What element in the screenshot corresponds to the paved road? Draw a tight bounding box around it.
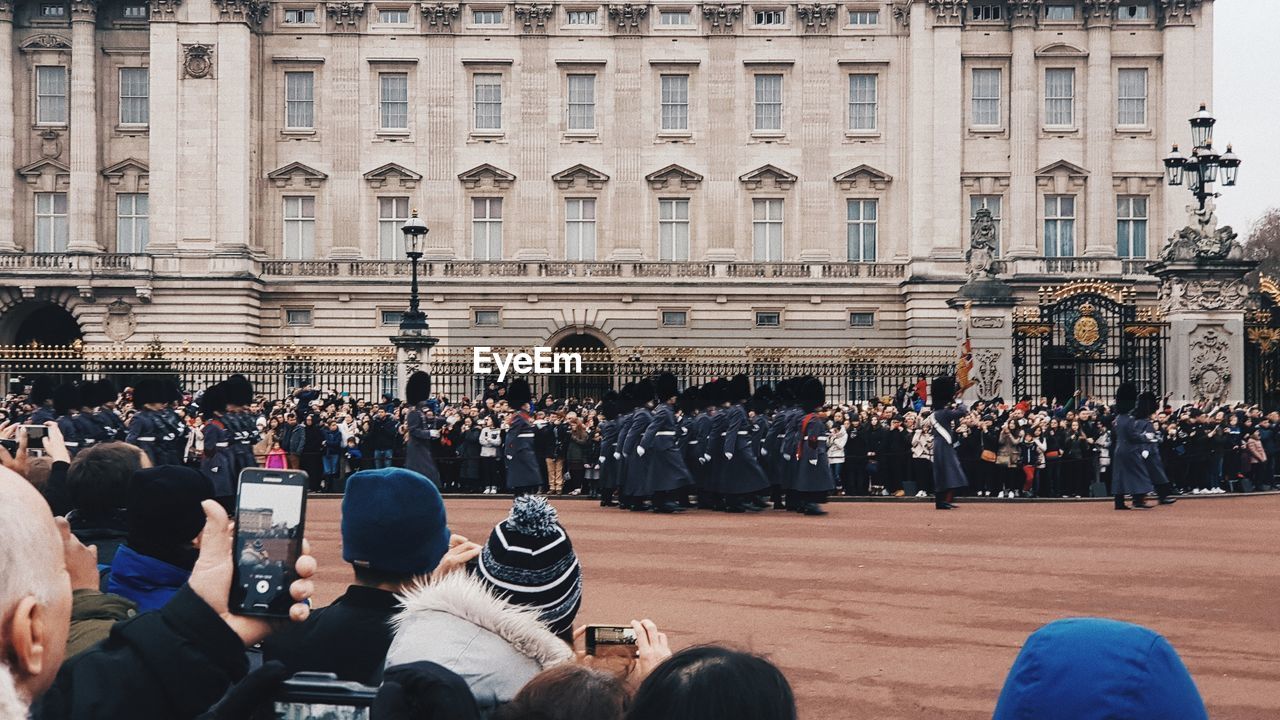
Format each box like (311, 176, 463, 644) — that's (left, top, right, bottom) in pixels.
(305, 496, 1280, 719)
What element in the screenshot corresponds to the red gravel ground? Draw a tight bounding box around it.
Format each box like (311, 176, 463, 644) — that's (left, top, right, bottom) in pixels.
(305, 496, 1280, 719)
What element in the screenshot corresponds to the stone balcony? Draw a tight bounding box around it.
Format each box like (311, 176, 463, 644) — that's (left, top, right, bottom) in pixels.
(256, 259, 912, 282)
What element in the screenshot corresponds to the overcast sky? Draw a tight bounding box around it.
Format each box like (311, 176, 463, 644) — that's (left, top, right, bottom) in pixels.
(1213, 0, 1279, 235)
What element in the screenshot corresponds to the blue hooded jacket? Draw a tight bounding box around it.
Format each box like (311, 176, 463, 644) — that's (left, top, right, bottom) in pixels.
(993, 618, 1209, 720)
(106, 544, 192, 613)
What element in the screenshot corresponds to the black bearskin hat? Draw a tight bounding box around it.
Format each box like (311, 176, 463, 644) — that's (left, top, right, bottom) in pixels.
(199, 383, 226, 419)
(53, 383, 80, 415)
(1114, 382, 1139, 415)
(774, 378, 795, 408)
(133, 377, 172, 406)
(506, 378, 533, 409)
(1134, 391, 1160, 419)
(678, 386, 701, 414)
(654, 372, 680, 403)
(634, 378, 656, 406)
(93, 378, 118, 406)
(222, 374, 254, 407)
(698, 380, 718, 408)
(798, 376, 825, 412)
(29, 375, 53, 405)
(931, 375, 959, 405)
(599, 390, 621, 420)
(728, 374, 751, 404)
(751, 384, 775, 414)
(405, 371, 432, 405)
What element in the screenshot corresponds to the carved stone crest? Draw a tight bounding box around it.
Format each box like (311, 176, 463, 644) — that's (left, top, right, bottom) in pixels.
(182, 43, 214, 79)
(970, 315, 1006, 329)
(104, 299, 137, 342)
(1189, 327, 1230, 406)
(607, 3, 648, 33)
(326, 0, 365, 26)
(419, 2, 459, 31)
(1159, 277, 1250, 314)
(796, 3, 838, 32)
(965, 208, 999, 282)
(513, 3, 553, 32)
(973, 349, 1003, 401)
(39, 129, 63, 159)
(1159, 204, 1244, 263)
(701, 3, 742, 34)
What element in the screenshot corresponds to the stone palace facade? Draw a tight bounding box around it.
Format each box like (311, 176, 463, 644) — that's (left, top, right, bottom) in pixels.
(0, 0, 1215, 355)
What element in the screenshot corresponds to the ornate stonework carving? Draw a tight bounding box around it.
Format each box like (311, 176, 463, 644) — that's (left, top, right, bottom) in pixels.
(974, 349, 1003, 401)
(1082, 0, 1116, 26)
(970, 316, 1006, 329)
(1009, 0, 1043, 28)
(148, 0, 182, 17)
(39, 129, 63, 159)
(1159, 277, 1251, 314)
(1159, 205, 1243, 263)
(1189, 327, 1230, 406)
(419, 2, 459, 31)
(104, 299, 137, 342)
(966, 207, 999, 282)
(325, 0, 365, 26)
(607, 3, 648, 34)
(645, 164, 703, 191)
(701, 3, 742, 34)
(796, 3, 838, 33)
(927, 0, 965, 26)
(19, 34, 72, 51)
(1159, 0, 1202, 26)
(182, 43, 214, 79)
(0, 0, 16, 21)
(513, 3, 553, 33)
(215, 0, 267, 24)
(69, 0, 98, 20)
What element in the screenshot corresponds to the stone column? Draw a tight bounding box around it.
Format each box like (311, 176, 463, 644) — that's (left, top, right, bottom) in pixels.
(1006, 2, 1038, 258)
(928, 1, 964, 259)
(214, 3, 254, 252)
(391, 330, 439, 401)
(0, 1, 16, 252)
(68, 0, 100, 253)
(701, 6, 738, 262)
(145, 3, 179, 252)
(328, 23, 361, 259)
(904, 1, 932, 262)
(1083, 2, 1114, 257)
(608, 38, 643, 261)
(1160, 5, 1200, 252)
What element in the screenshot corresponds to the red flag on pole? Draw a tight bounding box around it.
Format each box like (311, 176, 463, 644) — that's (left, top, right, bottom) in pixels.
(958, 302, 975, 392)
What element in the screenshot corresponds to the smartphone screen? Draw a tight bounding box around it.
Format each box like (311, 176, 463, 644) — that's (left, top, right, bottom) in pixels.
(231, 468, 308, 618)
(271, 702, 370, 720)
(586, 625, 637, 659)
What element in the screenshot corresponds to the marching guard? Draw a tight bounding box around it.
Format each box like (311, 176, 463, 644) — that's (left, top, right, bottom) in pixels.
(638, 373, 690, 514)
(88, 380, 127, 443)
(222, 374, 260, 477)
(127, 378, 187, 466)
(503, 379, 542, 496)
(404, 371, 442, 486)
(677, 385, 703, 508)
(200, 382, 238, 508)
(596, 390, 621, 507)
(619, 380, 655, 511)
(53, 383, 84, 456)
(721, 375, 770, 512)
(930, 375, 968, 510)
(791, 377, 834, 516)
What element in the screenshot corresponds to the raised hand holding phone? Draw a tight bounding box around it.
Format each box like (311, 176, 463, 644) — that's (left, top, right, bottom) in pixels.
(228, 468, 310, 620)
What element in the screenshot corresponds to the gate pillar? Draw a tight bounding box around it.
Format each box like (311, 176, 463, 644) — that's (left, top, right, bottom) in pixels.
(949, 207, 1019, 403)
(390, 327, 440, 400)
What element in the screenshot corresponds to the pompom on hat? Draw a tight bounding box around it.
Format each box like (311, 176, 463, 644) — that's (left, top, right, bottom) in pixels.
(478, 496, 582, 637)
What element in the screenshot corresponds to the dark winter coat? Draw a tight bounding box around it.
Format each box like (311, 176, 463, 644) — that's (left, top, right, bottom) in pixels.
(641, 403, 690, 494)
(931, 405, 970, 492)
(503, 413, 542, 490)
(1112, 414, 1157, 496)
(405, 405, 441, 483)
(262, 584, 400, 685)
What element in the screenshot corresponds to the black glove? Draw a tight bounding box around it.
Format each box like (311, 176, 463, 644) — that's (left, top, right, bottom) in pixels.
(198, 660, 290, 720)
(373, 662, 482, 720)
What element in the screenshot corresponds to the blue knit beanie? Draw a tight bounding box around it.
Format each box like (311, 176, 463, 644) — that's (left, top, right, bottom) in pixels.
(342, 468, 450, 576)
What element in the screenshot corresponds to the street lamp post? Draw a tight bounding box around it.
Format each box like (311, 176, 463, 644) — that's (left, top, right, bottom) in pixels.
(399, 209, 429, 332)
(1163, 103, 1243, 211)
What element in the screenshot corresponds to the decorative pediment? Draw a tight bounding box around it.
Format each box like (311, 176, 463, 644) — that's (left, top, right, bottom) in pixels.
(961, 172, 1011, 195)
(458, 163, 516, 190)
(739, 164, 797, 191)
(101, 158, 149, 179)
(364, 162, 422, 189)
(16, 158, 70, 186)
(645, 164, 704, 191)
(267, 162, 328, 188)
(1036, 159, 1089, 193)
(833, 164, 893, 191)
(552, 164, 609, 190)
(1112, 172, 1164, 195)
(20, 34, 71, 52)
(1035, 42, 1088, 58)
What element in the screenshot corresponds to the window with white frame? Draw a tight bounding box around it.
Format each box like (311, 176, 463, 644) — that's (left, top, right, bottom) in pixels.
(283, 196, 316, 259)
(969, 195, 1003, 256)
(284, 71, 314, 129)
(660, 74, 689, 131)
(849, 311, 875, 328)
(38, 4, 65, 17)
(566, 9, 597, 24)
(121, 5, 147, 18)
(472, 8, 502, 23)
(380, 73, 409, 130)
(1045, 3, 1075, 20)
(117, 193, 148, 253)
(1045, 68, 1075, 127)
(473, 73, 502, 130)
(1117, 68, 1147, 126)
(378, 7, 409, 23)
(659, 199, 690, 261)
(378, 196, 409, 259)
(34, 193, 68, 253)
(971, 68, 1001, 127)
(1044, 195, 1076, 257)
(35, 66, 67, 125)
(661, 310, 687, 327)
(659, 9, 691, 25)
(285, 308, 313, 326)
(754, 74, 782, 131)
(119, 67, 148, 125)
(283, 7, 315, 23)
(567, 74, 596, 131)
(1115, 3, 1151, 20)
(849, 9, 879, 25)
(1116, 196, 1148, 258)
(381, 310, 403, 326)
(848, 74, 877, 131)
(846, 199, 877, 262)
(565, 198, 597, 261)
(752, 198, 783, 261)
(754, 9, 785, 25)
(755, 311, 781, 327)
(473, 197, 503, 260)
(970, 1, 1002, 20)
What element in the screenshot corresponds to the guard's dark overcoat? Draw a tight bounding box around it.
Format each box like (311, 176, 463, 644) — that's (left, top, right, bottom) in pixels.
(503, 412, 542, 490)
(598, 417, 620, 490)
(722, 404, 770, 494)
(405, 405, 441, 484)
(931, 404, 970, 492)
(621, 408, 653, 497)
(1111, 413, 1156, 495)
(641, 403, 691, 494)
(794, 412, 836, 493)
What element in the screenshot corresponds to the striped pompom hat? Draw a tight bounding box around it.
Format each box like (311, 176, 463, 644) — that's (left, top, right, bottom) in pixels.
(478, 496, 582, 637)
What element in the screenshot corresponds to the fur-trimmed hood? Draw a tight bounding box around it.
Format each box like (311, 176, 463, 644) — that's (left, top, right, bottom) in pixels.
(386, 571, 574, 716)
(0, 663, 28, 720)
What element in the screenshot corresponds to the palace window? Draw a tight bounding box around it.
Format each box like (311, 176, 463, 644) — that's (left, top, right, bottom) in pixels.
(381, 310, 403, 326)
(1117, 68, 1147, 126)
(282, 7, 315, 24)
(35, 66, 68, 125)
(121, 4, 147, 18)
(1115, 3, 1151, 20)
(970, 2, 1002, 21)
(38, 4, 65, 17)
(34, 193, 68, 253)
(378, 196, 409, 259)
(283, 196, 316, 259)
(849, 9, 879, 25)
(754, 74, 782, 131)
(969, 196, 1003, 256)
(473, 197, 503, 260)
(971, 68, 1001, 127)
(378, 7, 409, 23)
(1045, 3, 1076, 21)
(752, 198, 783, 262)
(1116, 196, 1148, 258)
(659, 10, 691, 25)
(472, 9, 503, 23)
(754, 9, 786, 25)
(660, 74, 689, 131)
(1045, 68, 1075, 127)
(117, 193, 149, 253)
(565, 198, 597, 261)
(285, 309, 313, 326)
(848, 74, 877, 131)
(1044, 195, 1076, 257)
(379, 73, 409, 130)
(567, 74, 596, 131)
(661, 310, 688, 327)
(474, 310, 500, 326)
(659, 199, 690, 261)
(473, 73, 502, 130)
(846, 199, 877, 262)
(284, 71, 314, 129)
(566, 9, 597, 24)
(755, 311, 781, 327)
(119, 67, 149, 125)
(849, 312, 875, 328)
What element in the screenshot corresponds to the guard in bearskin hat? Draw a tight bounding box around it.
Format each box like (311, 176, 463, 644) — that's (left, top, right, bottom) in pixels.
(596, 390, 622, 507)
(87, 379, 127, 443)
(930, 375, 968, 509)
(790, 377, 834, 516)
(70, 380, 104, 449)
(503, 378, 542, 495)
(25, 376, 56, 424)
(404, 371, 442, 486)
(638, 373, 690, 513)
(199, 382, 238, 506)
(699, 378, 735, 511)
(52, 382, 84, 456)
(719, 374, 770, 512)
(128, 377, 187, 466)
(766, 379, 798, 509)
(1112, 388, 1170, 510)
(221, 374, 260, 481)
(676, 385, 703, 508)
(619, 379, 656, 510)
